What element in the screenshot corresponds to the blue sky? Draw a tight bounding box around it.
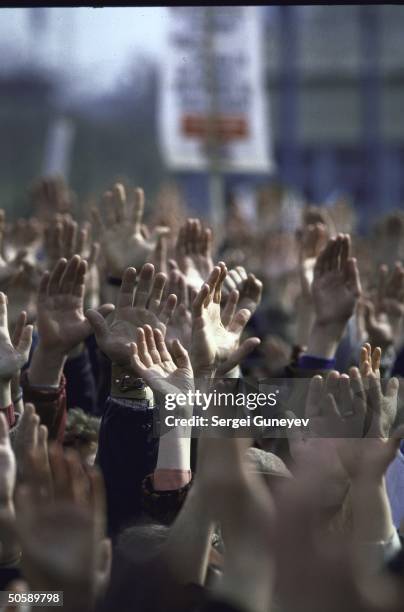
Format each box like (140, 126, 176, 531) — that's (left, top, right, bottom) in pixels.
(0, 7, 168, 94)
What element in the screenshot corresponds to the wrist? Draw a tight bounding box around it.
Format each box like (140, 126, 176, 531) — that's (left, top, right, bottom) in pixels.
(307, 320, 346, 359)
(28, 344, 66, 387)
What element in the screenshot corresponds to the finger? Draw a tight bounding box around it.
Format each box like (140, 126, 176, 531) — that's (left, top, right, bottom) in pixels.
(72, 259, 87, 299)
(214, 262, 227, 304)
(11, 310, 27, 347)
(64, 219, 78, 258)
(91, 207, 105, 236)
(153, 328, 171, 362)
(48, 258, 67, 296)
(113, 183, 127, 223)
(134, 263, 155, 308)
(371, 346, 382, 373)
(16, 324, 33, 359)
(133, 188, 145, 234)
(339, 374, 353, 416)
(158, 293, 177, 325)
(85, 309, 109, 340)
(339, 234, 350, 268)
(221, 290, 239, 327)
(386, 376, 399, 401)
(325, 370, 340, 399)
(147, 272, 167, 314)
(88, 242, 100, 267)
(143, 324, 161, 364)
(0, 292, 8, 330)
(117, 267, 137, 309)
(344, 258, 362, 297)
(323, 393, 341, 421)
(96, 303, 115, 318)
(377, 264, 388, 305)
(218, 337, 261, 375)
(348, 366, 366, 405)
(136, 327, 153, 367)
(228, 307, 251, 336)
(129, 342, 148, 377)
(305, 375, 323, 418)
(153, 234, 168, 273)
(192, 283, 209, 318)
(76, 227, 87, 257)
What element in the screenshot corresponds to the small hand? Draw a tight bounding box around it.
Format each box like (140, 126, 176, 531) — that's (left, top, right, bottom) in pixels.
(92, 184, 169, 277)
(172, 218, 213, 292)
(190, 263, 260, 375)
(130, 325, 194, 398)
(311, 234, 361, 328)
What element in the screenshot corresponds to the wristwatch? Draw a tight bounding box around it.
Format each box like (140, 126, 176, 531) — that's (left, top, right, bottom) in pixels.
(111, 364, 152, 400)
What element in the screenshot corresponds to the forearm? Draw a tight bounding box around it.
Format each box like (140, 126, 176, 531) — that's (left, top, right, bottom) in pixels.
(214, 477, 274, 612)
(161, 482, 214, 586)
(351, 477, 395, 543)
(295, 295, 314, 347)
(28, 344, 66, 387)
(0, 503, 20, 565)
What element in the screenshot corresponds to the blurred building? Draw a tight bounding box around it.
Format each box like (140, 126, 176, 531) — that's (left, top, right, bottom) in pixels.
(265, 5, 404, 228)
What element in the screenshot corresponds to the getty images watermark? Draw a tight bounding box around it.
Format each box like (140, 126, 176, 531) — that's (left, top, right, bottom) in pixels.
(153, 380, 312, 437)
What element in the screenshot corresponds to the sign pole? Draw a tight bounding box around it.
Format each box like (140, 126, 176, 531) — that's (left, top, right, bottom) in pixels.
(204, 7, 226, 232)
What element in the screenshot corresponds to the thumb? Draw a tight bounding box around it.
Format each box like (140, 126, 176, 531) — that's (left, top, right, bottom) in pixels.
(85, 309, 109, 340)
(95, 303, 115, 318)
(171, 339, 192, 371)
(150, 226, 170, 242)
(168, 259, 179, 272)
(217, 337, 261, 375)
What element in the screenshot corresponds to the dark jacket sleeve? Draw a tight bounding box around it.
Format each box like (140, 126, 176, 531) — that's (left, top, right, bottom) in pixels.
(96, 396, 158, 536)
(63, 346, 97, 414)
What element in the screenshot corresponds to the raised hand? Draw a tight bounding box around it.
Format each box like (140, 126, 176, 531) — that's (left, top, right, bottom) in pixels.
(297, 222, 328, 300)
(377, 261, 404, 318)
(312, 234, 361, 327)
(86, 264, 176, 366)
(130, 325, 193, 399)
(307, 234, 361, 358)
(222, 265, 263, 315)
(172, 218, 213, 291)
(30, 176, 74, 219)
(92, 184, 169, 277)
(363, 262, 404, 349)
(0, 293, 32, 383)
(15, 446, 106, 611)
(0, 210, 28, 290)
(35, 256, 113, 355)
(165, 270, 192, 349)
(190, 264, 260, 376)
(288, 369, 367, 507)
(44, 216, 100, 271)
(5, 216, 42, 264)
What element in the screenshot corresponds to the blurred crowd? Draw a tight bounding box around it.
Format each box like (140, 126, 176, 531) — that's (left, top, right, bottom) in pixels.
(0, 174, 403, 611)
